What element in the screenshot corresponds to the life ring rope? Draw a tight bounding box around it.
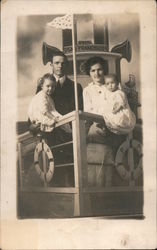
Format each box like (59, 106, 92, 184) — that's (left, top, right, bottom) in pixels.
(34, 141, 54, 183)
(115, 138, 143, 181)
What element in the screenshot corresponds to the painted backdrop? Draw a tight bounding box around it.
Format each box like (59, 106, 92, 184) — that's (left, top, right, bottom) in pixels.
(17, 13, 140, 121)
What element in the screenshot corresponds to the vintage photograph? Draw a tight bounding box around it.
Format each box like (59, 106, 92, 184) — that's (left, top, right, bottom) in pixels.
(1, 0, 156, 249)
(17, 13, 143, 218)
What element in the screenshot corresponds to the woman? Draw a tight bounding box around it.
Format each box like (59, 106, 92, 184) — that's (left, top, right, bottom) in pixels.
(83, 56, 110, 143)
(83, 56, 114, 187)
(83, 56, 107, 114)
(83, 56, 132, 142)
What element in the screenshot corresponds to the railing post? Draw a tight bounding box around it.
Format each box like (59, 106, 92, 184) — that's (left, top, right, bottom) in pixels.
(128, 132, 136, 187)
(17, 142, 24, 190)
(72, 111, 87, 216)
(41, 138, 48, 187)
(17, 142, 24, 217)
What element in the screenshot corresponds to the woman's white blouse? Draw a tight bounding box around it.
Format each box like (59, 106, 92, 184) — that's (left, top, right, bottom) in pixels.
(83, 82, 106, 115)
(83, 82, 136, 134)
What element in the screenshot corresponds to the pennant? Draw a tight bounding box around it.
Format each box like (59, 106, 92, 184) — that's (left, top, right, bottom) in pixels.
(47, 14, 72, 29)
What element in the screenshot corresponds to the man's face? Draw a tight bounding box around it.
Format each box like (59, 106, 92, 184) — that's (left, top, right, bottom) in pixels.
(51, 55, 67, 77)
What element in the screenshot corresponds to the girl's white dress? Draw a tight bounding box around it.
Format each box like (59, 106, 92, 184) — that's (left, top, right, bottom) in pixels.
(102, 88, 136, 134)
(28, 91, 62, 132)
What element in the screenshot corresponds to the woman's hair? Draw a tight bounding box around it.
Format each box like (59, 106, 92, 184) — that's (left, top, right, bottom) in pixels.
(104, 74, 118, 84)
(84, 56, 107, 75)
(36, 73, 56, 94)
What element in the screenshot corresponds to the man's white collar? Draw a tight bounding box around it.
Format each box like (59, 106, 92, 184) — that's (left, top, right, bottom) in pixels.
(54, 74, 66, 86)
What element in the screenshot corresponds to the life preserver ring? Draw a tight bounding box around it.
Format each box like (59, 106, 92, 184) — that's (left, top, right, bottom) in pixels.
(34, 141, 54, 183)
(115, 139, 143, 181)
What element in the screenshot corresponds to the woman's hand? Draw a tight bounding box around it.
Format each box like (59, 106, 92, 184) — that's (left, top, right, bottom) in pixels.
(96, 122, 109, 136)
(112, 103, 123, 114)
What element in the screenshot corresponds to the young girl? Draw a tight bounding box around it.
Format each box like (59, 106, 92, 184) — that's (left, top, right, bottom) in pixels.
(102, 74, 136, 134)
(28, 73, 71, 133)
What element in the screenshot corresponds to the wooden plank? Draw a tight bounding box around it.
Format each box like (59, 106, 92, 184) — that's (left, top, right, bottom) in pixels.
(18, 113, 76, 156)
(105, 163, 113, 187)
(23, 150, 34, 157)
(72, 113, 88, 216)
(55, 163, 74, 168)
(72, 112, 85, 216)
(17, 142, 24, 189)
(79, 119, 88, 186)
(86, 162, 102, 166)
(83, 186, 143, 193)
(18, 131, 31, 141)
(22, 141, 37, 155)
(128, 133, 136, 186)
(50, 140, 73, 150)
(21, 187, 77, 193)
(21, 136, 38, 146)
(79, 111, 104, 123)
(79, 120, 92, 215)
(79, 112, 140, 132)
(17, 111, 75, 143)
(72, 118, 80, 216)
(72, 119, 79, 189)
(55, 111, 76, 128)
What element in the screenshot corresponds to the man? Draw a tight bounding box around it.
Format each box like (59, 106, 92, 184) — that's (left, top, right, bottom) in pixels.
(29, 43, 83, 186)
(47, 49, 83, 145)
(31, 43, 83, 143)
(49, 50, 83, 115)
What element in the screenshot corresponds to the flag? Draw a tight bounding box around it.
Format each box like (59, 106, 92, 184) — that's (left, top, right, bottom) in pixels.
(47, 14, 72, 29)
(46, 14, 79, 111)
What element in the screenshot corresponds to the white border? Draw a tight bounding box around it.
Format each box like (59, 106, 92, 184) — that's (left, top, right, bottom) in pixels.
(1, 0, 156, 249)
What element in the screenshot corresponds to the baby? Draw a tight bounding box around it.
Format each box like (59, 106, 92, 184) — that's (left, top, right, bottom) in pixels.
(28, 73, 71, 133)
(102, 74, 136, 134)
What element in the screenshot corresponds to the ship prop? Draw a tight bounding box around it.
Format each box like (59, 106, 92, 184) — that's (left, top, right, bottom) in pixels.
(111, 39, 132, 62)
(17, 16, 143, 218)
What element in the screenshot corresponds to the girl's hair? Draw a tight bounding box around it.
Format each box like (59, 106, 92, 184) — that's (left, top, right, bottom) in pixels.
(84, 56, 107, 75)
(36, 73, 56, 94)
(105, 74, 118, 84)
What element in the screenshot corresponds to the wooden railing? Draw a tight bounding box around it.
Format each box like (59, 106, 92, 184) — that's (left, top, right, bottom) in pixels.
(17, 111, 143, 217)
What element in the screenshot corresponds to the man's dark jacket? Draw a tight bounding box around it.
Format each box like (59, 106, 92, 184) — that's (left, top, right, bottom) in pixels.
(52, 77, 83, 115)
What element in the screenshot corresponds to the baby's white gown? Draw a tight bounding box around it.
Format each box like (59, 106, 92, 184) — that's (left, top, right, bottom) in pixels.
(102, 89, 136, 134)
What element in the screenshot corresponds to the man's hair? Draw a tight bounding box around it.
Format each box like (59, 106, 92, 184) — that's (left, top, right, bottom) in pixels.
(104, 74, 118, 84)
(84, 56, 107, 75)
(51, 51, 68, 65)
(36, 73, 56, 93)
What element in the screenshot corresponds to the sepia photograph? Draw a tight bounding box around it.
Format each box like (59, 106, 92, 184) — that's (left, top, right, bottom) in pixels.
(1, 0, 156, 249)
(17, 13, 143, 219)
